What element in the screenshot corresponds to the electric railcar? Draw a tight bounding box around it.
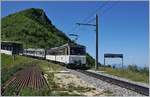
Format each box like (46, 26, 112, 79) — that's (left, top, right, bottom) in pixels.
(46, 43, 86, 68)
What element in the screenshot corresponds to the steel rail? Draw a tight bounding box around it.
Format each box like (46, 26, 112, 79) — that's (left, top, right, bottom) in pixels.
(78, 70, 149, 96)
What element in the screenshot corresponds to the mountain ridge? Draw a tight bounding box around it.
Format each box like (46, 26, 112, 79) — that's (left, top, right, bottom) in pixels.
(2, 8, 69, 48)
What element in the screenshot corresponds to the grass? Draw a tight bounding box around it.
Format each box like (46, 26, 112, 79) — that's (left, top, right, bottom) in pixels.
(1, 54, 34, 84)
(102, 90, 114, 96)
(37, 61, 84, 96)
(1, 54, 98, 96)
(19, 87, 52, 96)
(37, 59, 62, 72)
(2, 85, 17, 96)
(1, 54, 63, 96)
(97, 67, 149, 83)
(1, 54, 85, 96)
(48, 82, 94, 96)
(51, 91, 81, 96)
(1, 54, 62, 84)
(67, 82, 95, 92)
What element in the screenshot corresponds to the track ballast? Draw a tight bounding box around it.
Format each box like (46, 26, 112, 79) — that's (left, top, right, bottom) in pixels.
(77, 70, 149, 96)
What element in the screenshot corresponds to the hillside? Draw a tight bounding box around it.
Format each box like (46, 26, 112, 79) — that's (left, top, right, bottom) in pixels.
(2, 8, 70, 48)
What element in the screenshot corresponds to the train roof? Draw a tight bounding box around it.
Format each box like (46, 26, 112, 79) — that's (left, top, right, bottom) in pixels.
(24, 48, 45, 51)
(1, 41, 22, 45)
(48, 42, 85, 50)
(1, 41, 23, 47)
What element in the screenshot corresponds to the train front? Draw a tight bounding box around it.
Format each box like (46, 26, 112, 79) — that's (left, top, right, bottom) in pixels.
(67, 43, 86, 68)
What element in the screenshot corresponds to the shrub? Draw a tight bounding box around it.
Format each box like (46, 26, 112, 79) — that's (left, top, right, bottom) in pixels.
(127, 64, 139, 72)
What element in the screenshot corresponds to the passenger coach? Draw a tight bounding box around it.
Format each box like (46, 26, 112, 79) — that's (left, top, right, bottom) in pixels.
(23, 48, 45, 59)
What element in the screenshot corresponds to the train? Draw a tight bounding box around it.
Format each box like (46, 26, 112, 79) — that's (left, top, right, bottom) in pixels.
(1, 41, 86, 69)
(46, 43, 86, 68)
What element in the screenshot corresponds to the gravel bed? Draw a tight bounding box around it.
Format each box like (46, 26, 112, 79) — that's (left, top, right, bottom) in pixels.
(67, 69, 144, 96)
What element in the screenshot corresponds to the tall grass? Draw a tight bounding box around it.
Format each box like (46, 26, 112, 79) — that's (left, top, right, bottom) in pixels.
(1, 54, 34, 84)
(98, 66, 149, 83)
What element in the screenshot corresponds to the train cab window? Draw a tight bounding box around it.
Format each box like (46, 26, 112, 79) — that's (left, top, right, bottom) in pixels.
(70, 47, 85, 55)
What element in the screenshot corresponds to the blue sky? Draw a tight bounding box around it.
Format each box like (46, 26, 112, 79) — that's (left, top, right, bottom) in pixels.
(1, 1, 149, 67)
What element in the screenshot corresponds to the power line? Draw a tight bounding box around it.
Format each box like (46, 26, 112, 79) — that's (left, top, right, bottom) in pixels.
(77, 1, 119, 33)
(86, 17, 96, 24)
(77, 28, 95, 31)
(83, 1, 119, 24)
(82, 1, 109, 23)
(68, 1, 119, 35)
(67, 24, 78, 35)
(100, 1, 120, 16)
(67, 2, 109, 34)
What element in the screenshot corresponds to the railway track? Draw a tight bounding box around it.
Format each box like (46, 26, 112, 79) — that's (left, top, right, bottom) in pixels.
(1, 64, 48, 96)
(77, 70, 149, 96)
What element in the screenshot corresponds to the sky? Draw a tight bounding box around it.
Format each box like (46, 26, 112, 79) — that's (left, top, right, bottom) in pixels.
(1, 1, 149, 67)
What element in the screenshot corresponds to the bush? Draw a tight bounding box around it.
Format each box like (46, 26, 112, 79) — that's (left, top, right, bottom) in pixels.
(112, 65, 116, 69)
(127, 64, 139, 72)
(86, 53, 95, 68)
(107, 65, 111, 68)
(139, 67, 149, 76)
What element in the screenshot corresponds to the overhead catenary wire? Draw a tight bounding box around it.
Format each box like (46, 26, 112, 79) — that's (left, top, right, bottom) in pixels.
(79, 1, 119, 30)
(100, 1, 120, 15)
(82, 1, 109, 23)
(86, 17, 96, 24)
(67, 2, 109, 34)
(85, 1, 120, 24)
(68, 1, 119, 36)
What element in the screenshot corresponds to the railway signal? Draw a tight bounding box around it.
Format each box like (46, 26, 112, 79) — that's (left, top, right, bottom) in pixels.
(76, 14, 99, 70)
